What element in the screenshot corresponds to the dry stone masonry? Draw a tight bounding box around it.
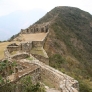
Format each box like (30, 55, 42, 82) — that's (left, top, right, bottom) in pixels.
(21, 22, 49, 34)
(18, 59, 79, 92)
(2, 22, 79, 92)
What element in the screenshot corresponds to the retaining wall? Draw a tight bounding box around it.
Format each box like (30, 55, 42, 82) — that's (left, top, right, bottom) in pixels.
(15, 66, 41, 84)
(32, 41, 43, 47)
(26, 59, 79, 92)
(21, 22, 49, 34)
(11, 53, 29, 60)
(7, 46, 20, 53)
(32, 54, 49, 65)
(21, 42, 32, 52)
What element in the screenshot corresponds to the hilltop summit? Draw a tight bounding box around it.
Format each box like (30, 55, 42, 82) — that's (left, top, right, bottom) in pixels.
(35, 6, 92, 92)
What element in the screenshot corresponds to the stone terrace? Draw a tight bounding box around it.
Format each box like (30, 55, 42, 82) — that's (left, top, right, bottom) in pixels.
(21, 33, 47, 41)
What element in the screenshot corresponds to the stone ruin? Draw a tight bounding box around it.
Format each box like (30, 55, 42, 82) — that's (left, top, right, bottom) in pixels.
(6, 39, 49, 64)
(21, 22, 49, 34)
(0, 59, 41, 85)
(2, 22, 79, 92)
(7, 43, 20, 53)
(5, 23, 50, 64)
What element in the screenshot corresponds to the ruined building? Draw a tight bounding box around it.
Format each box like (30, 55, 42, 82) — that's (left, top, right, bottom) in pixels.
(2, 22, 79, 92)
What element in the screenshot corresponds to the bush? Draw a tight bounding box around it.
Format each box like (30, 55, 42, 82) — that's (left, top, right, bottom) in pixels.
(79, 81, 92, 92)
(50, 54, 66, 68)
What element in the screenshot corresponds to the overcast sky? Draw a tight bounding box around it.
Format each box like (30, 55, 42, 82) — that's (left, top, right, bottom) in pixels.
(0, 0, 92, 17)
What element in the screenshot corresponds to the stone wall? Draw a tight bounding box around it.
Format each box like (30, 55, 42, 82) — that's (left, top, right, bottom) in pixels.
(30, 31, 49, 65)
(1, 57, 79, 92)
(21, 22, 49, 34)
(6, 42, 32, 55)
(2, 21, 79, 92)
(32, 54, 49, 65)
(7, 46, 20, 53)
(32, 30, 49, 48)
(11, 53, 29, 60)
(0, 63, 41, 92)
(15, 66, 41, 84)
(40, 63, 79, 91)
(32, 41, 43, 47)
(26, 59, 79, 92)
(7, 43, 20, 53)
(43, 30, 49, 47)
(20, 41, 32, 53)
(5, 23, 49, 64)
(41, 66, 79, 91)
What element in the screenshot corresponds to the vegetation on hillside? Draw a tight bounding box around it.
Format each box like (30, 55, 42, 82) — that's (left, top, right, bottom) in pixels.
(0, 75, 46, 92)
(8, 33, 19, 41)
(0, 60, 45, 92)
(36, 6, 92, 92)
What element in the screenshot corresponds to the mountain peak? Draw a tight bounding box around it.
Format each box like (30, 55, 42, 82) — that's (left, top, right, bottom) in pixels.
(35, 6, 92, 91)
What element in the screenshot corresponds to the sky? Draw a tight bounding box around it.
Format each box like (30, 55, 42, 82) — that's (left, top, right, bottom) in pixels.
(0, 0, 92, 16)
(0, 0, 92, 41)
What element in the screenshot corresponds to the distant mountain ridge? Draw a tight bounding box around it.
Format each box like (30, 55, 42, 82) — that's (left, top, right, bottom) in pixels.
(0, 9, 46, 41)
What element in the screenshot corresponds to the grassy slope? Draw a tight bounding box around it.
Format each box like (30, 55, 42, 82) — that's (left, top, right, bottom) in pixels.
(36, 6, 92, 92)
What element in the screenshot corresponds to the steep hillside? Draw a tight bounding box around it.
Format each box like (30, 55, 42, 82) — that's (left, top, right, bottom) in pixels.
(36, 6, 92, 92)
